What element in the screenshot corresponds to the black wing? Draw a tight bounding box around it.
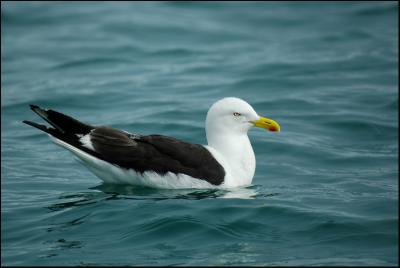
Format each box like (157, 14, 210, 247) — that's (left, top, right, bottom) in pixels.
(23, 105, 225, 185)
(89, 127, 225, 185)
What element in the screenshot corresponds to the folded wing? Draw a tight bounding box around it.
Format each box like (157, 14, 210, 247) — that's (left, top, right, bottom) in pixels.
(23, 105, 225, 185)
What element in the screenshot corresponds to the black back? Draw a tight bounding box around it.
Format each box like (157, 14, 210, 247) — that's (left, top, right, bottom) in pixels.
(23, 105, 225, 185)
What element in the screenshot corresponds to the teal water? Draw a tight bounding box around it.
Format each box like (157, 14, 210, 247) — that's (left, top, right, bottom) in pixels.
(1, 1, 398, 266)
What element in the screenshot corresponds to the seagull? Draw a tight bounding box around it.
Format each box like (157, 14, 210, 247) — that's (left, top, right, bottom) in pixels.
(23, 97, 280, 189)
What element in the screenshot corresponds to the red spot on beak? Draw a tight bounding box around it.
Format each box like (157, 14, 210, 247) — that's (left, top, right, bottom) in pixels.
(269, 126, 278, 132)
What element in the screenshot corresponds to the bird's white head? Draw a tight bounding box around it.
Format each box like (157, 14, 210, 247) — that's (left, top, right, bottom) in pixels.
(204, 97, 280, 187)
(205, 97, 280, 136)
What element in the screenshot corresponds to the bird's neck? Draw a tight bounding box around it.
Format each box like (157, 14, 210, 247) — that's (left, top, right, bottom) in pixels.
(206, 132, 255, 187)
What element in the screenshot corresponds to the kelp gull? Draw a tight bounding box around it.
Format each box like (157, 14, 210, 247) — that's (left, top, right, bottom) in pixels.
(23, 97, 280, 189)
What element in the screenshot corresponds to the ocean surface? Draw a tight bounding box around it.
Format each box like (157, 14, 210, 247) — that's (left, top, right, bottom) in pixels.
(1, 1, 398, 266)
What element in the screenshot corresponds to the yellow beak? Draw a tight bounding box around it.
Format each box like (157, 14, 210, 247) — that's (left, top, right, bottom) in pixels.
(251, 117, 280, 132)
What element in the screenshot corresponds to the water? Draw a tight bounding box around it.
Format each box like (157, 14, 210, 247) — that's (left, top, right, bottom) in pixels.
(1, 1, 398, 266)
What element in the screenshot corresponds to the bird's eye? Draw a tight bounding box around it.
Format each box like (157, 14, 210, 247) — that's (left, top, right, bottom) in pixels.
(233, 112, 241, 117)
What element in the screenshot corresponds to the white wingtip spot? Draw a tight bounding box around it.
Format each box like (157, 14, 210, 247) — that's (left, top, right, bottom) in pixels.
(79, 134, 95, 151)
